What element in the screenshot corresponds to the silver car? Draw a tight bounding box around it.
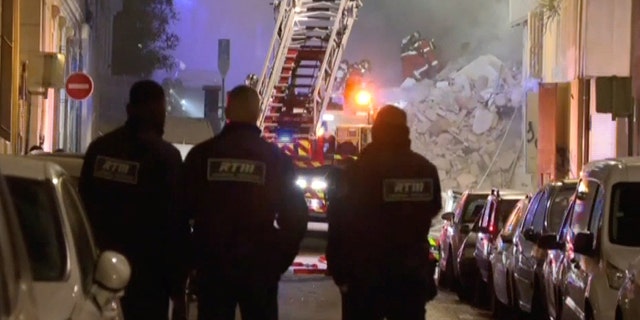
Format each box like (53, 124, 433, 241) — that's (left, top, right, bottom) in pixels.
(0, 155, 131, 319)
(0, 165, 39, 319)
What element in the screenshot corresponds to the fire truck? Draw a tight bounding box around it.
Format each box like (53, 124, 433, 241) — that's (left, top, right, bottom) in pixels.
(254, 0, 373, 227)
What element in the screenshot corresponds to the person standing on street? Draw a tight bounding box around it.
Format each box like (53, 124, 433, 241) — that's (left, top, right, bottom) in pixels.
(327, 105, 442, 320)
(184, 85, 308, 320)
(79, 80, 190, 320)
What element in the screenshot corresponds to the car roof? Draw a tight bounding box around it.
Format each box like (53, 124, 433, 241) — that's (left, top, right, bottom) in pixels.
(27, 153, 84, 178)
(0, 155, 66, 181)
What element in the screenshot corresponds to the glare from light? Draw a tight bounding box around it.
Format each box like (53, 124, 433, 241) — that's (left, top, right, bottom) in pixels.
(578, 181, 588, 194)
(311, 179, 327, 190)
(355, 90, 372, 106)
(322, 114, 335, 121)
(180, 99, 186, 104)
(308, 199, 321, 210)
(296, 177, 307, 189)
(52, 178, 59, 185)
(279, 135, 292, 143)
(316, 126, 325, 137)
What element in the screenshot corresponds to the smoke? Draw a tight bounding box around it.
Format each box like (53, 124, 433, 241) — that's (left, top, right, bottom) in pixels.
(346, 0, 523, 85)
(170, 0, 522, 87)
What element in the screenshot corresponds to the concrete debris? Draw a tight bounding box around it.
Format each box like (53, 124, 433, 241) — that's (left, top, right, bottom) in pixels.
(383, 54, 531, 191)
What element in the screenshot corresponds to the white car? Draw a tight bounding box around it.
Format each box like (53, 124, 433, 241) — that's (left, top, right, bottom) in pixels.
(0, 155, 131, 320)
(0, 166, 39, 319)
(553, 157, 640, 320)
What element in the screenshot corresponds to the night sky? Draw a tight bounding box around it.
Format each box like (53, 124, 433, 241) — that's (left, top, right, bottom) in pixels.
(169, 0, 521, 88)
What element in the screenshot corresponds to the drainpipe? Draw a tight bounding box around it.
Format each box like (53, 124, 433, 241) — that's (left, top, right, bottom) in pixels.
(632, 0, 640, 155)
(578, 0, 590, 166)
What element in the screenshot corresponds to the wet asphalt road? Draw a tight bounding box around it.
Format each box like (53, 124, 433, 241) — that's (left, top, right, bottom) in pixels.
(186, 232, 492, 319)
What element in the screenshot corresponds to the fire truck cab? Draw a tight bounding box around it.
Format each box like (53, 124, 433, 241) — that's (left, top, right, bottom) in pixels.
(334, 124, 372, 157)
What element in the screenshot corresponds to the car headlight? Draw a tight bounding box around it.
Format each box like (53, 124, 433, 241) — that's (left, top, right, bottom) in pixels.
(296, 177, 308, 189)
(606, 261, 625, 290)
(311, 179, 327, 190)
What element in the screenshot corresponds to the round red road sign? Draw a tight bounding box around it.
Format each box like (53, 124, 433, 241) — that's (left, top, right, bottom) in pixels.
(65, 72, 94, 100)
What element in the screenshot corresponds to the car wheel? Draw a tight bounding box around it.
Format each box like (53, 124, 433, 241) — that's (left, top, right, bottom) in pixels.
(437, 251, 448, 288)
(490, 273, 510, 319)
(472, 274, 487, 308)
(445, 247, 456, 290)
(530, 280, 549, 319)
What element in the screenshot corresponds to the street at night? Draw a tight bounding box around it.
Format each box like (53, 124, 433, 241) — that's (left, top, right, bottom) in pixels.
(186, 235, 493, 320)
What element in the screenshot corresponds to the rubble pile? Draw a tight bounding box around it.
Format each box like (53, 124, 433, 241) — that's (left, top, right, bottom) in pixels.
(382, 55, 531, 191)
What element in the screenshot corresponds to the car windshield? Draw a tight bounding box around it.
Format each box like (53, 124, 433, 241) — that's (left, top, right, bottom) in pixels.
(5, 177, 67, 281)
(462, 194, 488, 223)
(547, 186, 576, 233)
(497, 199, 520, 229)
(610, 182, 640, 246)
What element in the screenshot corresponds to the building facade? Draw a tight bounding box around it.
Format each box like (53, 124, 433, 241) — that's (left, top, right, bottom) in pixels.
(0, 0, 121, 155)
(515, 0, 636, 186)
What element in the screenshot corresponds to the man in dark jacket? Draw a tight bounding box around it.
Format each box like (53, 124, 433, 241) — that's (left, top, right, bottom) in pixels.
(184, 85, 308, 320)
(327, 105, 442, 320)
(79, 80, 190, 319)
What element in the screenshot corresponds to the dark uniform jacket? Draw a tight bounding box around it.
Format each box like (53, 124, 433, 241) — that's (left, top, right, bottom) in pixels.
(327, 131, 442, 286)
(79, 121, 189, 295)
(183, 123, 308, 283)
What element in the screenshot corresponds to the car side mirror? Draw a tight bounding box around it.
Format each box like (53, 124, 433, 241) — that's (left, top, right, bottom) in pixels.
(537, 234, 562, 250)
(460, 224, 471, 234)
(441, 212, 454, 221)
(500, 233, 514, 244)
(573, 232, 595, 256)
(523, 227, 539, 242)
(95, 251, 131, 292)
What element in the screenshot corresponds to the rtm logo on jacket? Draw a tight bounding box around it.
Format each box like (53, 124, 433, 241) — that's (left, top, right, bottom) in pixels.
(383, 179, 434, 202)
(207, 159, 266, 185)
(93, 156, 140, 185)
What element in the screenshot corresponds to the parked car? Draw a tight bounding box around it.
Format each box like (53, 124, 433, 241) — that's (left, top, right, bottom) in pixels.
(512, 179, 577, 318)
(28, 152, 83, 186)
(474, 189, 527, 304)
(0, 166, 39, 319)
(537, 158, 640, 320)
(439, 189, 524, 292)
(476, 188, 528, 282)
(616, 255, 640, 320)
(439, 189, 492, 289)
(0, 155, 131, 320)
(489, 196, 531, 318)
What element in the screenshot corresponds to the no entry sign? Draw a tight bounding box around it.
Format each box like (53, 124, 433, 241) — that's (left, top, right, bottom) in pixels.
(65, 72, 94, 100)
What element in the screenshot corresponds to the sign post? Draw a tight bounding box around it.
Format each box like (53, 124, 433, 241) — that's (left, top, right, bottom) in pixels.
(65, 72, 94, 101)
(218, 39, 231, 123)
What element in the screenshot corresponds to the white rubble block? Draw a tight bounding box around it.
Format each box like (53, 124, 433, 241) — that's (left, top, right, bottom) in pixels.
(456, 173, 476, 187)
(472, 107, 496, 134)
(436, 81, 449, 89)
(401, 77, 417, 88)
(454, 55, 504, 89)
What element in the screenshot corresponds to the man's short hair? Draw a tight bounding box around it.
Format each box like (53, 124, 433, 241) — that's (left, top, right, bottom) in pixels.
(226, 85, 261, 123)
(128, 80, 165, 106)
(373, 105, 407, 127)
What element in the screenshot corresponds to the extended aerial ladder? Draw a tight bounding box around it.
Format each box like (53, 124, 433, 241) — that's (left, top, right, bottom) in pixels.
(256, 0, 362, 163)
